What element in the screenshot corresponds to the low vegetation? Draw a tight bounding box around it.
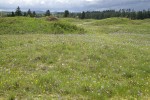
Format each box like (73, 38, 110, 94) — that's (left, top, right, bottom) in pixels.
(0, 17, 85, 35)
(66, 17, 150, 34)
(0, 17, 150, 99)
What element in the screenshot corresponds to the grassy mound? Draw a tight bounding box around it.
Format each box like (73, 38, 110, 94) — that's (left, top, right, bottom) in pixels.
(46, 16, 58, 21)
(0, 17, 85, 34)
(77, 18, 150, 34)
(92, 18, 135, 25)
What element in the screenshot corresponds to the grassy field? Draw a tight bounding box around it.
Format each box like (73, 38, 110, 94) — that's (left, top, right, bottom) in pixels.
(0, 17, 150, 99)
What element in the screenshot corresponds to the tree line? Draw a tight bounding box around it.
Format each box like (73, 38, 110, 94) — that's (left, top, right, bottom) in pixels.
(7, 6, 70, 18)
(54, 9, 150, 20)
(78, 9, 150, 20)
(7, 6, 150, 20)
(7, 6, 51, 17)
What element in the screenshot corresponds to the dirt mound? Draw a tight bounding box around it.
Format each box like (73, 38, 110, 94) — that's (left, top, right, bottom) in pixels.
(46, 16, 58, 21)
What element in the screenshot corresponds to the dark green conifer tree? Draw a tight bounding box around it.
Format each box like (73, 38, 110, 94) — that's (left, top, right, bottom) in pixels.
(45, 10, 51, 16)
(27, 9, 32, 16)
(64, 10, 69, 17)
(32, 11, 36, 17)
(11, 12, 15, 17)
(81, 11, 85, 19)
(15, 6, 22, 16)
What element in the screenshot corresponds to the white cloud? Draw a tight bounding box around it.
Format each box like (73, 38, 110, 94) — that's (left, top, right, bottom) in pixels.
(0, 0, 149, 11)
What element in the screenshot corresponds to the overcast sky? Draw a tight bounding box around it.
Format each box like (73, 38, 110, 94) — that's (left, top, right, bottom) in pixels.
(0, 0, 150, 11)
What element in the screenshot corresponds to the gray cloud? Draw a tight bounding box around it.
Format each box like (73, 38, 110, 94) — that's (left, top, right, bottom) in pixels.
(0, 0, 150, 11)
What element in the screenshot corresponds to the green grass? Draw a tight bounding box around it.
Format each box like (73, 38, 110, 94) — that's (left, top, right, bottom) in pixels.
(66, 17, 150, 34)
(0, 17, 150, 99)
(0, 17, 85, 34)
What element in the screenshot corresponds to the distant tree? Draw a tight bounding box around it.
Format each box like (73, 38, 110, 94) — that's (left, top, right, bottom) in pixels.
(64, 10, 69, 17)
(32, 11, 36, 17)
(142, 10, 148, 18)
(121, 9, 126, 17)
(27, 9, 32, 16)
(23, 12, 27, 16)
(130, 10, 136, 19)
(45, 10, 51, 16)
(11, 12, 15, 17)
(137, 11, 143, 19)
(15, 6, 22, 16)
(148, 9, 150, 18)
(81, 11, 85, 19)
